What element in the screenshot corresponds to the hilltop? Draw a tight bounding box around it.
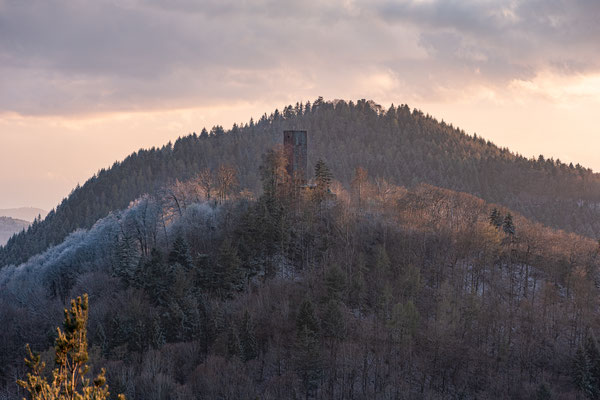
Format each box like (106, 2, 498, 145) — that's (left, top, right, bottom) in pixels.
(2, 98, 600, 267)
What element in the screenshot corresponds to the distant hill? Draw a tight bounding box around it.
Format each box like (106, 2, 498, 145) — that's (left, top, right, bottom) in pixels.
(0, 207, 47, 222)
(0, 216, 29, 246)
(2, 98, 600, 267)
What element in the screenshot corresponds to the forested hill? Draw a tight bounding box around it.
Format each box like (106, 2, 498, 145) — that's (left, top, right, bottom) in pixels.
(2, 98, 600, 267)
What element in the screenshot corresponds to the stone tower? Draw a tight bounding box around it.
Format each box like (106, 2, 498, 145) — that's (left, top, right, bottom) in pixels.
(283, 130, 307, 182)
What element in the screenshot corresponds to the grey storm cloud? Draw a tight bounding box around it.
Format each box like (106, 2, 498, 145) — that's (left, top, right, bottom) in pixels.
(0, 0, 599, 115)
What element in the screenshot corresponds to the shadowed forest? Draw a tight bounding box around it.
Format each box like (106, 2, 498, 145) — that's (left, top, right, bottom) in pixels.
(2, 132, 600, 398)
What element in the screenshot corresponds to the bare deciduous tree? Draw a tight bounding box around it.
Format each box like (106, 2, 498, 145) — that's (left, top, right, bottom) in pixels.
(216, 164, 238, 204)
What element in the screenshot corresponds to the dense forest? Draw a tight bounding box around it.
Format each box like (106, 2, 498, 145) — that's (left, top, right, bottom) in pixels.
(3, 98, 600, 267)
(2, 148, 600, 399)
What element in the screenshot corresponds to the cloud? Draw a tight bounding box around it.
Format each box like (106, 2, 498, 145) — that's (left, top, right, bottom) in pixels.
(0, 0, 599, 115)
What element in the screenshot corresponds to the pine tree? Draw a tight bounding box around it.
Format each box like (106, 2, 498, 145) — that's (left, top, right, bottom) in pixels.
(371, 245, 391, 310)
(585, 334, 600, 396)
(324, 264, 346, 302)
(573, 345, 594, 398)
(313, 159, 333, 208)
(373, 245, 391, 281)
(142, 248, 174, 306)
(535, 383, 552, 400)
(114, 234, 139, 286)
(206, 239, 243, 298)
(348, 257, 367, 309)
(17, 294, 125, 400)
(295, 326, 322, 400)
(489, 208, 503, 228)
(226, 324, 241, 360)
(388, 301, 420, 343)
(168, 234, 193, 269)
(239, 310, 258, 362)
(503, 213, 515, 236)
(151, 317, 166, 349)
(314, 159, 332, 192)
(296, 298, 320, 336)
(321, 299, 345, 341)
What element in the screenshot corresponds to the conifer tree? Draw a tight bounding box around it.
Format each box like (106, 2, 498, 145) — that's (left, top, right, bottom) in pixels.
(142, 248, 174, 306)
(239, 310, 258, 362)
(295, 326, 322, 400)
(489, 208, 503, 228)
(114, 233, 140, 285)
(535, 383, 552, 400)
(321, 299, 345, 341)
(207, 239, 243, 298)
(388, 300, 420, 343)
(313, 159, 333, 209)
(324, 264, 346, 302)
(586, 334, 600, 395)
(168, 234, 192, 269)
(373, 245, 391, 280)
(573, 345, 594, 398)
(151, 317, 166, 349)
(371, 245, 391, 309)
(296, 298, 320, 336)
(226, 324, 241, 360)
(503, 213, 515, 236)
(314, 159, 332, 192)
(348, 257, 367, 309)
(17, 294, 125, 400)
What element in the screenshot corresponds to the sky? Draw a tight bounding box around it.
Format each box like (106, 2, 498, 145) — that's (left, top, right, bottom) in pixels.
(1, 0, 599, 210)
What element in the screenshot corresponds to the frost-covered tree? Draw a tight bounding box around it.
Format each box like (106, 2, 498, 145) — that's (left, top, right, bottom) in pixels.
(168, 234, 193, 270)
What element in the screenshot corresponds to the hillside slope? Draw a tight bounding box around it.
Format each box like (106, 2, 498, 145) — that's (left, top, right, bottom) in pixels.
(2, 98, 600, 267)
(1, 175, 597, 398)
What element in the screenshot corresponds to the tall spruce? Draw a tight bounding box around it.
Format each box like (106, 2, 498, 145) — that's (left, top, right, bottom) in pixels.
(324, 264, 346, 302)
(168, 234, 193, 269)
(208, 239, 243, 298)
(489, 208, 503, 228)
(295, 326, 322, 400)
(586, 334, 600, 395)
(314, 159, 332, 192)
(113, 233, 139, 286)
(142, 248, 174, 306)
(296, 298, 320, 336)
(239, 310, 258, 362)
(573, 345, 595, 398)
(321, 299, 345, 341)
(226, 324, 241, 360)
(503, 212, 515, 236)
